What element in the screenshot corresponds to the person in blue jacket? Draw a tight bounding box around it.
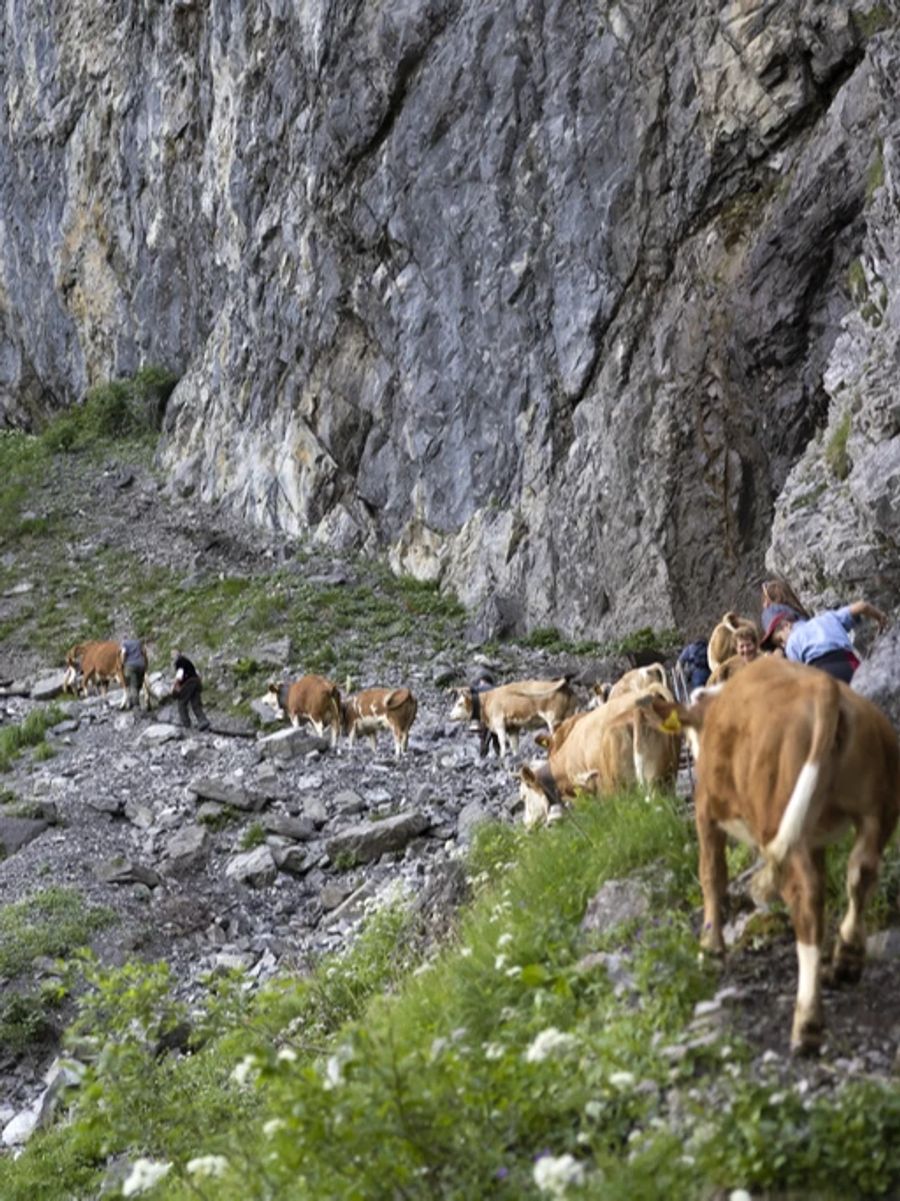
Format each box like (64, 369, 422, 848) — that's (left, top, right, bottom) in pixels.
(760, 598, 888, 684)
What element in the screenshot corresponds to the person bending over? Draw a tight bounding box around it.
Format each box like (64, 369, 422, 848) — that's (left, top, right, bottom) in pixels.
(760, 599, 888, 683)
(172, 650, 211, 731)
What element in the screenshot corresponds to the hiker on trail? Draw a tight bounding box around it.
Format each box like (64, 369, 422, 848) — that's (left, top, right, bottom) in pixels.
(120, 637, 148, 710)
(760, 599, 889, 684)
(172, 650, 210, 731)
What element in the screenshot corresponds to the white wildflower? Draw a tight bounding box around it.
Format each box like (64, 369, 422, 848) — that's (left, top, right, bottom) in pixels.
(459, 946, 473, 958)
(323, 1042, 355, 1090)
(263, 1118, 287, 1137)
(584, 1100, 603, 1121)
(608, 1070, 636, 1089)
(524, 1027, 579, 1064)
(122, 1158, 172, 1196)
(729, 1191, 753, 1201)
(186, 1155, 229, 1178)
(497, 932, 514, 948)
(484, 1042, 505, 1061)
(533, 1153, 586, 1197)
(505, 965, 522, 978)
(230, 1055, 258, 1087)
(495, 953, 508, 971)
(276, 1047, 297, 1063)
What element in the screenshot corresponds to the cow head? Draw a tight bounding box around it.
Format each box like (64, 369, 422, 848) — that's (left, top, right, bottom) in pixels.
(264, 681, 287, 714)
(448, 688, 474, 722)
(635, 690, 714, 761)
(517, 764, 553, 829)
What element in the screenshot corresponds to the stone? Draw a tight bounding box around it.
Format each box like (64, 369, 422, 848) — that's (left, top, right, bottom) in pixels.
(456, 799, 489, 843)
(225, 845, 278, 888)
(258, 728, 330, 759)
(0, 815, 49, 855)
(251, 637, 291, 666)
(263, 813, 316, 841)
(162, 824, 209, 873)
(189, 776, 268, 812)
(140, 723, 184, 745)
(333, 789, 366, 814)
(95, 858, 162, 888)
(271, 844, 309, 876)
(580, 878, 651, 936)
(2, 1108, 38, 1147)
(30, 673, 67, 701)
(326, 811, 429, 865)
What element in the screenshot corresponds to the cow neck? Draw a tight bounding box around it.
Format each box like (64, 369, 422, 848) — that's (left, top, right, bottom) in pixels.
(470, 689, 481, 722)
(278, 682, 289, 711)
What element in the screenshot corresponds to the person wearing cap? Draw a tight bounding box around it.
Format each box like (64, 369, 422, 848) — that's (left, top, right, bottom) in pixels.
(760, 599, 888, 683)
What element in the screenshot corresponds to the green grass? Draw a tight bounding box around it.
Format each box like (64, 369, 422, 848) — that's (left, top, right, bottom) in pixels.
(825, 410, 852, 481)
(0, 707, 65, 773)
(0, 887, 116, 979)
(3, 792, 900, 1199)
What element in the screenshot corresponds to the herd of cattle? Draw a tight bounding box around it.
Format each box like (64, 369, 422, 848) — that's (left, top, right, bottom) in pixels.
(60, 627, 900, 1055)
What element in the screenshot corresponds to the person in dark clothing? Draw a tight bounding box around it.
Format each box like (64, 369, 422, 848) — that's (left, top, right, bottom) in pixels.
(172, 650, 210, 730)
(120, 638, 148, 710)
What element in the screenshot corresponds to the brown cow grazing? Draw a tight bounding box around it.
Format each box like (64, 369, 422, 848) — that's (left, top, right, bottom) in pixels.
(342, 688, 418, 758)
(265, 675, 342, 749)
(638, 655, 900, 1054)
(449, 678, 577, 758)
(518, 684, 681, 828)
(64, 641, 126, 701)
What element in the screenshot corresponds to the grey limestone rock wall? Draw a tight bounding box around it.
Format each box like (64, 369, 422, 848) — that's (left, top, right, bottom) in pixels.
(1, 0, 898, 636)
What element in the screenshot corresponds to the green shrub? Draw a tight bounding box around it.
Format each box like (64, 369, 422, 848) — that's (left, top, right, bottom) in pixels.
(239, 823, 266, 851)
(40, 366, 178, 453)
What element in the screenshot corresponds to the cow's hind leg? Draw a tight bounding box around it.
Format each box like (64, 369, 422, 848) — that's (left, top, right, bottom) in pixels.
(832, 816, 884, 985)
(781, 849, 826, 1054)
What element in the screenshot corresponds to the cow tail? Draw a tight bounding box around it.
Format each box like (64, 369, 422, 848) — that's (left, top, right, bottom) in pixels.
(753, 681, 841, 903)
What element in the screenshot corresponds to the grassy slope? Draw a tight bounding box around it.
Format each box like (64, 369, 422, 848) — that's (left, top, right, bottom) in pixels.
(2, 425, 900, 1198)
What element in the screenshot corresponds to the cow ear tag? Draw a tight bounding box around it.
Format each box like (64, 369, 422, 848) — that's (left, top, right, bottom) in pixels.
(662, 710, 682, 733)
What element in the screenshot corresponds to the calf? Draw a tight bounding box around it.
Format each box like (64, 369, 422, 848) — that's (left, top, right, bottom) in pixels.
(64, 641, 126, 700)
(639, 655, 900, 1053)
(342, 687, 418, 758)
(518, 684, 681, 828)
(449, 678, 577, 757)
(265, 675, 342, 749)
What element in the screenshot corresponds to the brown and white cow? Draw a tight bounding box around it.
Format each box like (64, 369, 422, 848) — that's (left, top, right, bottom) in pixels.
(64, 641, 126, 700)
(449, 678, 577, 758)
(342, 687, 418, 758)
(518, 684, 682, 828)
(265, 675, 342, 749)
(638, 655, 900, 1053)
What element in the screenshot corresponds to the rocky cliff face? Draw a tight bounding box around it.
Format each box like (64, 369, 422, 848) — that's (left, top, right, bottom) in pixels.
(1, 1, 897, 637)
